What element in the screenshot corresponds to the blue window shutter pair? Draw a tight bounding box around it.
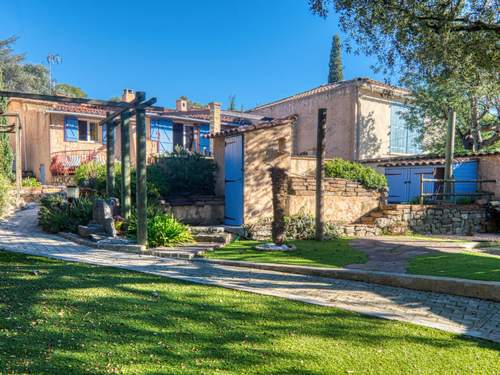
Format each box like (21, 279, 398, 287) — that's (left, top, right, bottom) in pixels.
(199, 125, 210, 154)
(102, 124, 107, 144)
(64, 116, 78, 142)
(389, 105, 422, 154)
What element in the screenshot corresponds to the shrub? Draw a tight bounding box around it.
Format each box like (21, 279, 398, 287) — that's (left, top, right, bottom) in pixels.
(74, 161, 107, 193)
(127, 210, 193, 248)
(324, 158, 387, 190)
(22, 177, 41, 188)
(0, 173, 11, 216)
(148, 149, 217, 198)
(284, 211, 340, 241)
(38, 194, 93, 233)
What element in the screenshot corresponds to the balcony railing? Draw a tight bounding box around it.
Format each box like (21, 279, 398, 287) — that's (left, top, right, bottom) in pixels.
(50, 150, 106, 176)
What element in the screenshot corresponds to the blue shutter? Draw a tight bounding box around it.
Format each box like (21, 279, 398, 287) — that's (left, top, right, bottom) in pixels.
(390, 105, 421, 154)
(199, 125, 210, 154)
(102, 124, 107, 144)
(64, 116, 78, 142)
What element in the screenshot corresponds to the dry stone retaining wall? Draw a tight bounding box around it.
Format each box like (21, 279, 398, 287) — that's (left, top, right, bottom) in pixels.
(287, 176, 385, 224)
(374, 204, 489, 235)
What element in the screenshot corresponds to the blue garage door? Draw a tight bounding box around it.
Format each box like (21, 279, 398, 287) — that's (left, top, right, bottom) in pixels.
(385, 166, 434, 203)
(224, 135, 244, 225)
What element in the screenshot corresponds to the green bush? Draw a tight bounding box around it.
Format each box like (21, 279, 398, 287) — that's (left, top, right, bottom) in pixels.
(39, 194, 93, 233)
(0, 173, 11, 216)
(284, 212, 340, 241)
(74, 161, 107, 193)
(127, 210, 193, 248)
(324, 158, 387, 190)
(22, 177, 42, 188)
(148, 149, 217, 198)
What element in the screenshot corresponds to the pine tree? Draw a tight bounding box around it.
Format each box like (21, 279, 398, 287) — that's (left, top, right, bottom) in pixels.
(328, 34, 343, 84)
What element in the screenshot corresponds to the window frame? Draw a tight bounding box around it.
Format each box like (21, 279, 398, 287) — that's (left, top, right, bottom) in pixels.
(75, 119, 99, 143)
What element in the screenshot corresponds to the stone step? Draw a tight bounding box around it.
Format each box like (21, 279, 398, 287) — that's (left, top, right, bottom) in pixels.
(360, 217, 375, 224)
(370, 211, 385, 218)
(144, 242, 221, 260)
(192, 232, 234, 244)
(189, 226, 226, 234)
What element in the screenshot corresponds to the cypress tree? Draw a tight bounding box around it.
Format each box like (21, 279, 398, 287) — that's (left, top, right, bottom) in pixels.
(328, 34, 343, 84)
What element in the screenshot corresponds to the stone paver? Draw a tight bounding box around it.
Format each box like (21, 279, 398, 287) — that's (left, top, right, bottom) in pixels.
(349, 236, 499, 273)
(1, 207, 499, 343)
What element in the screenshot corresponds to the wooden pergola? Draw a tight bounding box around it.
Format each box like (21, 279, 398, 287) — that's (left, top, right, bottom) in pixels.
(0, 112, 22, 205)
(98, 91, 157, 247)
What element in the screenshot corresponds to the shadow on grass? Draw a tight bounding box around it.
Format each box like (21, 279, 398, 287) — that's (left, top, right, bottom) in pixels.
(0, 251, 499, 374)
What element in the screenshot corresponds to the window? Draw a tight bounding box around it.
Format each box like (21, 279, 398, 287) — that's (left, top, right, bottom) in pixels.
(389, 105, 421, 154)
(77, 120, 98, 142)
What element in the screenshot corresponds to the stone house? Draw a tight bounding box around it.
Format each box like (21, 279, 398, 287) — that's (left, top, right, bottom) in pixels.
(1, 90, 248, 184)
(251, 77, 420, 161)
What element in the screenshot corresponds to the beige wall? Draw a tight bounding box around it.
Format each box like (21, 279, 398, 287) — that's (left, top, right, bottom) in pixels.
(253, 85, 356, 159)
(478, 154, 500, 199)
(243, 124, 293, 224)
(252, 83, 412, 162)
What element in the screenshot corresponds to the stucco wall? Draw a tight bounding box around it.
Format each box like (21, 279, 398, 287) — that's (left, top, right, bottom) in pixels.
(243, 124, 293, 224)
(478, 154, 500, 199)
(252, 85, 357, 159)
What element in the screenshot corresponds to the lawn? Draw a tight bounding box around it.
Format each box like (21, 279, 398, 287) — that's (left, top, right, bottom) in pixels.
(1, 251, 498, 374)
(205, 239, 368, 268)
(408, 251, 500, 282)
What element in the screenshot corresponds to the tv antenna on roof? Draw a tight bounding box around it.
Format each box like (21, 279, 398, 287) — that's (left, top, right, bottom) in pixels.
(47, 54, 63, 94)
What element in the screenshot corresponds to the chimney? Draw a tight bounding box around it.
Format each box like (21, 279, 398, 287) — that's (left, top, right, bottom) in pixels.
(122, 89, 135, 102)
(209, 102, 221, 154)
(176, 97, 188, 112)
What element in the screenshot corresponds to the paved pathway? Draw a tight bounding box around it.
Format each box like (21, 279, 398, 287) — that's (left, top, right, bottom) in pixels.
(349, 236, 500, 273)
(1, 206, 499, 343)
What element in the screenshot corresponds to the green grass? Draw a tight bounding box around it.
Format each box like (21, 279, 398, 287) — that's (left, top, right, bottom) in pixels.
(0, 251, 498, 374)
(205, 239, 368, 268)
(408, 252, 500, 281)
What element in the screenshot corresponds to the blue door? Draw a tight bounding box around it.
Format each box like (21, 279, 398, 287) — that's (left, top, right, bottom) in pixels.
(385, 166, 434, 203)
(224, 135, 244, 225)
(408, 166, 434, 202)
(453, 161, 478, 197)
(385, 167, 406, 203)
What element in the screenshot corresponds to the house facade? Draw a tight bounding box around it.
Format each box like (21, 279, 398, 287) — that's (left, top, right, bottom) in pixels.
(1, 90, 246, 184)
(251, 78, 421, 161)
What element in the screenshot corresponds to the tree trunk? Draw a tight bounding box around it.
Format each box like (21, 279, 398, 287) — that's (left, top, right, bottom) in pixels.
(315, 109, 327, 241)
(270, 167, 287, 245)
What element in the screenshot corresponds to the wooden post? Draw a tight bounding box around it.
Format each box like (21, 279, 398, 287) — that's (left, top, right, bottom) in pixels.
(105, 112, 115, 197)
(419, 174, 424, 205)
(135, 92, 148, 246)
(315, 108, 327, 241)
(120, 111, 131, 219)
(14, 119, 21, 205)
(444, 109, 456, 201)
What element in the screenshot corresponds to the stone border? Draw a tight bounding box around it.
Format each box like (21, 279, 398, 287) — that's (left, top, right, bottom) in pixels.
(197, 258, 500, 302)
(58, 232, 145, 253)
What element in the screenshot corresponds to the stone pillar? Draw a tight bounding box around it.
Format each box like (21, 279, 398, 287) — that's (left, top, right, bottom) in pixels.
(135, 92, 148, 246)
(105, 113, 115, 197)
(120, 111, 131, 219)
(209, 102, 221, 155)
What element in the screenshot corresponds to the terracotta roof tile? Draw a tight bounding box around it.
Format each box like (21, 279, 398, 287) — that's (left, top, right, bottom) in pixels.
(206, 115, 298, 138)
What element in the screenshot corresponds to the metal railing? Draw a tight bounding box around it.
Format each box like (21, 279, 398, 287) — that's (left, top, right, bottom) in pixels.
(419, 176, 496, 204)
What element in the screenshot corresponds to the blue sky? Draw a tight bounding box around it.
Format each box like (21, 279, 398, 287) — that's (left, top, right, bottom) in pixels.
(0, 0, 384, 109)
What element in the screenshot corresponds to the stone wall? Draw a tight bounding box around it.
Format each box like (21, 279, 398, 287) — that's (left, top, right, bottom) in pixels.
(374, 204, 489, 235)
(162, 196, 224, 225)
(287, 176, 385, 223)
